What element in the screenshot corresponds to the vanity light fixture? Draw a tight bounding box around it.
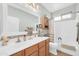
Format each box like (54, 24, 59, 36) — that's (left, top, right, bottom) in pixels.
(25, 3, 39, 12)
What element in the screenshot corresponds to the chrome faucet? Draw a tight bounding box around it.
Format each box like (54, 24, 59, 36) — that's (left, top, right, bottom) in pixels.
(16, 36, 21, 42)
(23, 35, 26, 41)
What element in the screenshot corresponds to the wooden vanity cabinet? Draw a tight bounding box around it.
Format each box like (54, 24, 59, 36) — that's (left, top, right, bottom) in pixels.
(11, 50, 24, 56)
(11, 39, 49, 56)
(38, 39, 49, 56)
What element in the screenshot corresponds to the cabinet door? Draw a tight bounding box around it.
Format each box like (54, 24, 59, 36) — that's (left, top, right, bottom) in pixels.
(40, 16, 45, 28)
(11, 50, 24, 56)
(45, 39, 50, 56)
(44, 18, 48, 27)
(25, 44, 38, 56)
(39, 41, 45, 48)
(40, 16, 49, 29)
(39, 46, 45, 56)
(30, 51, 38, 56)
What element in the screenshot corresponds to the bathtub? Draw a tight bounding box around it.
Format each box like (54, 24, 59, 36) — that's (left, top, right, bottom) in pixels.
(49, 42, 79, 56)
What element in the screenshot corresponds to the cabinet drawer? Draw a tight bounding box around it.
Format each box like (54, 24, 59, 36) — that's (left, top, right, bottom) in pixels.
(25, 44, 38, 56)
(39, 41, 45, 48)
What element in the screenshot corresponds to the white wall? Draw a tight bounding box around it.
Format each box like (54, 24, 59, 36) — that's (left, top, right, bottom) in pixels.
(49, 19, 54, 34)
(0, 4, 3, 35)
(8, 6, 38, 32)
(39, 4, 51, 19)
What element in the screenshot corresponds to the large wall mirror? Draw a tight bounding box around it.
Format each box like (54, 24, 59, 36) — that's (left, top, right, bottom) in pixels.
(0, 4, 39, 35)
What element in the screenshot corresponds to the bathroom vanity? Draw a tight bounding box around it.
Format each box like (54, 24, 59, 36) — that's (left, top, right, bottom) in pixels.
(0, 4, 50, 56)
(0, 37, 50, 56)
(11, 39, 49, 56)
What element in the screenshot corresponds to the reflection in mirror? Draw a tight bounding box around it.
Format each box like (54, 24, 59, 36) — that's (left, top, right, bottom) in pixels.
(8, 5, 38, 32)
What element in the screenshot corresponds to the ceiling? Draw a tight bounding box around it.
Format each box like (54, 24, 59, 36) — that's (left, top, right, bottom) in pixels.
(41, 3, 74, 12)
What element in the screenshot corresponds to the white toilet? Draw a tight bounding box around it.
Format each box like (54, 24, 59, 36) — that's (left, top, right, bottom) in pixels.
(49, 39, 62, 55)
(49, 42, 59, 55)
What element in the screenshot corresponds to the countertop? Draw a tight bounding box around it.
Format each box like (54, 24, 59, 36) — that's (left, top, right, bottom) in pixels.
(0, 37, 49, 56)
